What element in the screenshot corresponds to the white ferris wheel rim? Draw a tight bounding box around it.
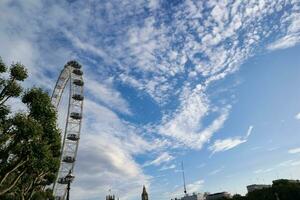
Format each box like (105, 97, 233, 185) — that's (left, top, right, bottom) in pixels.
(51, 61, 84, 199)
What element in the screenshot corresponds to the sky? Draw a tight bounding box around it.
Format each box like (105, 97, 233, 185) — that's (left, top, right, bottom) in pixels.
(1, 0, 300, 199)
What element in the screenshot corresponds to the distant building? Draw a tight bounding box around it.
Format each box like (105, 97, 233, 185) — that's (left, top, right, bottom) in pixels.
(142, 185, 149, 200)
(206, 192, 231, 200)
(181, 193, 205, 200)
(106, 195, 115, 200)
(247, 184, 271, 193)
(273, 179, 300, 185)
(171, 193, 205, 200)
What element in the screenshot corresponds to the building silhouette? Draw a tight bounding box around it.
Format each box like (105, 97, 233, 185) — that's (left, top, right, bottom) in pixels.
(247, 184, 271, 193)
(205, 192, 231, 200)
(180, 193, 205, 200)
(106, 195, 115, 200)
(142, 185, 149, 200)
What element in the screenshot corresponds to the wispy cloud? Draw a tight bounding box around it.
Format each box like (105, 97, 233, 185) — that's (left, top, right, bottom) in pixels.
(295, 113, 300, 120)
(254, 158, 300, 175)
(288, 147, 300, 154)
(86, 77, 132, 115)
(209, 167, 224, 176)
(186, 180, 205, 193)
(159, 86, 230, 149)
(267, 12, 300, 50)
(159, 164, 176, 171)
(73, 99, 153, 199)
(169, 179, 205, 199)
(267, 147, 279, 152)
(278, 159, 300, 167)
(209, 126, 253, 154)
(144, 152, 174, 167)
(254, 168, 275, 174)
(197, 163, 206, 168)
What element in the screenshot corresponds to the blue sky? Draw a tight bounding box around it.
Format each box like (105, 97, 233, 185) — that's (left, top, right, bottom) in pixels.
(1, 0, 300, 199)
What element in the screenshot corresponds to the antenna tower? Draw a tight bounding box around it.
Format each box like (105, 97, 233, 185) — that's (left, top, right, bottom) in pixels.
(181, 161, 187, 196)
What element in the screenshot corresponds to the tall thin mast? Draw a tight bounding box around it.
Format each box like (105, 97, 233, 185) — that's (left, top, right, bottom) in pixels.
(181, 161, 187, 196)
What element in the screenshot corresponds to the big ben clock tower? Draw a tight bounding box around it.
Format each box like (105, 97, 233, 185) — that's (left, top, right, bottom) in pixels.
(141, 185, 148, 200)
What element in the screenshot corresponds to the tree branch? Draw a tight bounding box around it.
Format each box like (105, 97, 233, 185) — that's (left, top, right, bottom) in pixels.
(0, 168, 26, 195)
(0, 78, 14, 102)
(0, 158, 28, 185)
(0, 95, 12, 106)
(24, 171, 49, 199)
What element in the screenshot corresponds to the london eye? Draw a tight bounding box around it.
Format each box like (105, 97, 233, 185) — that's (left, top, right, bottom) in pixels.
(51, 61, 84, 199)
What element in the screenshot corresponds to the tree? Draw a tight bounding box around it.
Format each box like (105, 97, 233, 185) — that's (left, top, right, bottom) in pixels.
(0, 57, 61, 199)
(232, 194, 246, 200)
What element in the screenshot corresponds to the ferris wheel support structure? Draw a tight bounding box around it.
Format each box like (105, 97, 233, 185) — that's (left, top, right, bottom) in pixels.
(51, 61, 84, 199)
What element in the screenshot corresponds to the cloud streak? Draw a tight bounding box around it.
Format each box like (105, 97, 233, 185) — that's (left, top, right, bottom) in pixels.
(209, 126, 253, 154)
(143, 152, 174, 167)
(288, 147, 300, 154)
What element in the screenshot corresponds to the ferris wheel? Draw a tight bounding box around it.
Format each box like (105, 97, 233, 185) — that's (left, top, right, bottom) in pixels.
(51, 61, 84, 199)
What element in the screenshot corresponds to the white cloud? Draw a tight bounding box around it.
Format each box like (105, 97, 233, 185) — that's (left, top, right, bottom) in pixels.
(169, 179, 205, 199)
(144, 152, 174, 167)
(159, 164, 176, 171)
(267, 147, 279, 152)
(209, 138, 247, 154)
(268, 13, 300, 50)
(63, 30, 123, 68)
(278, 159, 300, 167)
(254, 158, 300, 175)
(268, 35, 300, 50)
(159, 85, 230, 149)
(209, 167, 224, 176)
(254, 168, 274, 174)
(73, 133, 150, 200)
(86, 77, 132, 115)
(146, 0, 160, 11)
(295, 113, 300, 120)
(209, 126, 253, 154)
(71, 98, 155, 199)
(186, 180, 205, 193)
(288, 147, 300, 154)
(246, 125, 254, 137)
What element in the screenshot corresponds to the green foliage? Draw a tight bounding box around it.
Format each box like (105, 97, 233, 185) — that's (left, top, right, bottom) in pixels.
(31, 188, 55, 200)
(10, 63, 28, 81)
(232, 194, 246, 200)
(247, 188, 275, 200)
(0, 57, 61, 199)
(0, 58, 6, 73)
(205, 181, 300, 200)
(0, 61, 27, 106)
(230, 181, 300, 200)
(4, 81, 22, 98)
(272, 181, 300, 200)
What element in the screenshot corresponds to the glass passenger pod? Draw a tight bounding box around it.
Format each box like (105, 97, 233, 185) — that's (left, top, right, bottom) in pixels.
(70, 112, 82, 120)
(73, 79, 84, 86)
(65, 60, 82, 69)
(63, 156, 75, 163)
(72, 94, 84, 101)
(57, 177, 69, 184)
(72, 69, 83, 76)
(67, 134, 80, 141)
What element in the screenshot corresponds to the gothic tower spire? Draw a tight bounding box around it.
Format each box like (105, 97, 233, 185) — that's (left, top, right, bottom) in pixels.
(141, 185, 148, 200)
